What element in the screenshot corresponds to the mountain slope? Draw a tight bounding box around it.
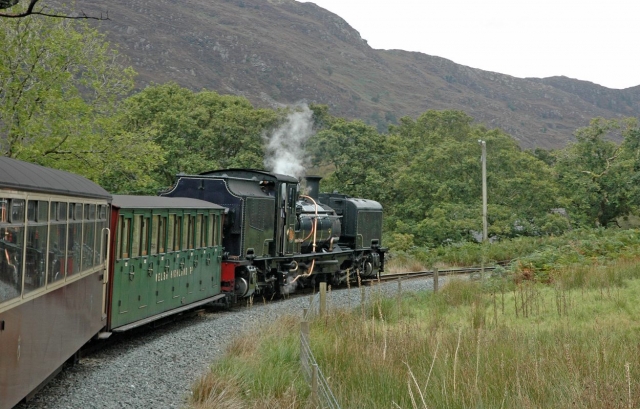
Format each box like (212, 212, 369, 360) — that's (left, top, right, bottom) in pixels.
(61, 0, 640, 148)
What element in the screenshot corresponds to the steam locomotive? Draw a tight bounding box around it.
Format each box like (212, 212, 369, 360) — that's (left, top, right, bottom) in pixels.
(160, 169, 386, 299)
(0, 160, 384, 409)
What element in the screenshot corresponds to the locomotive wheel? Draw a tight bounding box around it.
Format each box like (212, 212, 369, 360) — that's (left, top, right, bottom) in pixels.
(235, 277, 249, 297)
(362, 261, 373, 276)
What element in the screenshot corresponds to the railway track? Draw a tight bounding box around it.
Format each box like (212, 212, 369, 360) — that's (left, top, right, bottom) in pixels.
(367, 264, 499, 283)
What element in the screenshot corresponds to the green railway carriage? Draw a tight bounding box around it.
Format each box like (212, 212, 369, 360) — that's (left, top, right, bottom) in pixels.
(107, 195, 226, 332)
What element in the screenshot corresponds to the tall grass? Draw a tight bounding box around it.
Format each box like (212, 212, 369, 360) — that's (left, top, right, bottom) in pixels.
(190, 315, 311, 409)
(190, 229, 640, 408)
(307, 271, 640, 408)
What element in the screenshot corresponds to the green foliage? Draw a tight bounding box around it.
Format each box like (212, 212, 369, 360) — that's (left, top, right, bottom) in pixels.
(307, 108, 578, 247)
(308, 108, 640, 248)
(0, 12, 160, 189)
(306, 116, 396, 204)
(119, 83, 279, 188)
(383, 110, 565, 246)
(385, 233, 415, 252)
(555, 117, 640, 227)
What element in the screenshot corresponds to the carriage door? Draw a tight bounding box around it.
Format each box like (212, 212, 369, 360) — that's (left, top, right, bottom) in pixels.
(148, 211, 166, 316)
(184, 212, 197, 303)
(113, 213, 133, 325)
(131, 212, 151, 319)
(98, 205, 110, 319)
(195, 212, 208, 295)
(209, 212, 222, 295)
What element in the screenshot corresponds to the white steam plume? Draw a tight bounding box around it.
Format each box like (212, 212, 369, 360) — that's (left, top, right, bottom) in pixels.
(263, 104, 315, 178)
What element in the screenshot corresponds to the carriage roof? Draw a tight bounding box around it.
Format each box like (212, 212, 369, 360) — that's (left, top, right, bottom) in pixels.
(0, 157, 111, 200)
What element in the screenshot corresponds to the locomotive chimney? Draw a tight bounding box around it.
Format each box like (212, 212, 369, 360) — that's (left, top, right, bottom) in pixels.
(305, 176, 322, 201)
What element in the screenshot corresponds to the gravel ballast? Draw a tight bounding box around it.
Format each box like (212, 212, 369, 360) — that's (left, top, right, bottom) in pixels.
(17, 276, 445, 409)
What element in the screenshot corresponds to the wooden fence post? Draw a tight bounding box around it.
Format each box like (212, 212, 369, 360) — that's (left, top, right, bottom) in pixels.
(396, 277, 402, 312)
(434, 267, 439, 293)
(319, 282, 327, 316)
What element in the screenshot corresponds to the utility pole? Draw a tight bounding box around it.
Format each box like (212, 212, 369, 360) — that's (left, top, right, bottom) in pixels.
(479, 140, 487, 280)
(479, 140, 487, 242)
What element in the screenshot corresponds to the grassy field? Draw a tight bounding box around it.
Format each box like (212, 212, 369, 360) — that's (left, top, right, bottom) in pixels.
(190, 229, 640, 409)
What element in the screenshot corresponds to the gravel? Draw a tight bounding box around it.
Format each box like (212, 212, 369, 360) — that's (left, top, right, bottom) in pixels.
(16, 276, 445, 409)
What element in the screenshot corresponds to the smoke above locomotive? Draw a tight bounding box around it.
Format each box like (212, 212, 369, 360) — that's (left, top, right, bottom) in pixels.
(263, 104, 314, 179)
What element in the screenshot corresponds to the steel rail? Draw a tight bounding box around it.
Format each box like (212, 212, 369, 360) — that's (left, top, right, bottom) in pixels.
(366, 265, 499, 284)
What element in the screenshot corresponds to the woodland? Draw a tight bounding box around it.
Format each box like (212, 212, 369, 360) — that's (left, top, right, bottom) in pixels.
(1, 13, 640, 249)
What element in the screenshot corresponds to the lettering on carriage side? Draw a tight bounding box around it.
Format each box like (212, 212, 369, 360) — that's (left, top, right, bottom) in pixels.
(156, 266, 193, 282)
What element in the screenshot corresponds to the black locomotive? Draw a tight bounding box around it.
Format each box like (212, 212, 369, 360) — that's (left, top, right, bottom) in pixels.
(160, 169, 386, 298)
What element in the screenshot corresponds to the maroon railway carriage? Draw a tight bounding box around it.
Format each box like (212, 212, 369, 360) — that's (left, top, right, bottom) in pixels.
(0, 157, 111, 409)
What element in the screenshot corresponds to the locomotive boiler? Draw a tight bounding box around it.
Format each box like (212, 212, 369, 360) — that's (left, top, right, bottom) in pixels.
(160, 169, 385, 298)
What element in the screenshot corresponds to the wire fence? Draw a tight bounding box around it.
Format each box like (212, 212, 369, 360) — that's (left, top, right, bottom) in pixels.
(299, 271, 452, 408)
(300, 317, 342, 409)
(298, 280, 380, 409)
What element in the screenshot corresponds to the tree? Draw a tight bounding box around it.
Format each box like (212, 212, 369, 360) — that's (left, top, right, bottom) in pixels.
(0, 13, 162, 191)
(555, 117, 640, 227)
(120, 83, 280, 187)
(385, 110, 564, 245)
(306, 117, 396, 204)
(0, 0, 107, 19)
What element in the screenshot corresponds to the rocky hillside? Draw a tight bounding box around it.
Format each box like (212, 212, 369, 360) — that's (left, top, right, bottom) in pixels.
(61, 0, 640, 148)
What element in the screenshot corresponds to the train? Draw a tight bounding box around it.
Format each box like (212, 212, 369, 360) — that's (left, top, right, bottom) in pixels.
(0, 158, 385, 409)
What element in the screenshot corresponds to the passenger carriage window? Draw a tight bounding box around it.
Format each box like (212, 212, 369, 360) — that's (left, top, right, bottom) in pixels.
(140, 216, 149, 256)
(187, 215, 195, 250)
(158, 216, 166, 254)
(132, 215, 141, 257)
(207, 214, 214, 247)
(0, 198, 23, 302)
(81, 204, 97, 269)
(25, 201, 48, 293)
(0, 198, 8, 223)
(11, 199, 25, 223)
(197, 214, 204, 248)
(27, 201, 36, 222)
(213, 214, 222, 246)
(182, 216, 190, 250)
(174, 215, 183, 251)
(118, 216, 130, 259)
(49, 202, 67, 283)
(167, 214, 175, 252)
(38, 201, 48, 222)
(57, 202, 67, 221)
(68, 204, 83, 275)
(150, 215, 159, 255)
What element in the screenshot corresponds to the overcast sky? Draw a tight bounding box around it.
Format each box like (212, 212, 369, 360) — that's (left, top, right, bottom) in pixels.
(304, 0, 639, 90)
